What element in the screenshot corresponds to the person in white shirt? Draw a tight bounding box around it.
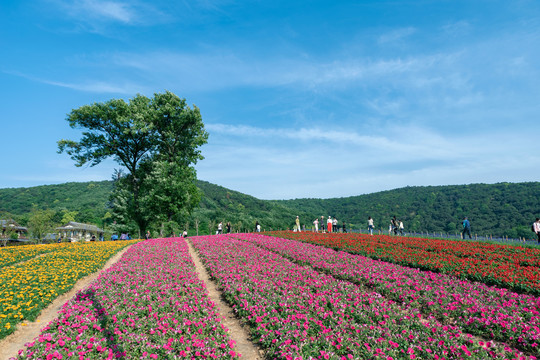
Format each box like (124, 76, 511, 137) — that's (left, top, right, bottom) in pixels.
(333, 218, 338, 232)
(313, 218, 319, 232)
(295, 216, 301, 232)
(368, 217, 374, 235)
(533, 218, 540, 244)
(217, 222, 223, 234)
(327, 216, 333, 233)
(399, 220, 404, 235)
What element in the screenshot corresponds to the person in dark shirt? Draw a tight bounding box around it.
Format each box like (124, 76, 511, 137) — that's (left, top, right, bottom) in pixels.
(462, 217, 472, 239)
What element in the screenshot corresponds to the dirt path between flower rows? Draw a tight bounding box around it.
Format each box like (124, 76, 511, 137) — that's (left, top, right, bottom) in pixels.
(186, 239, 264, 360)
(0, 245, 133, 360)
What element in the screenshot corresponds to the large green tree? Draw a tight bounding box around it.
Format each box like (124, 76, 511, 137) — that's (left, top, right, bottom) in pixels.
(58, 91, 208, 234)
(28, 208, 55, 243)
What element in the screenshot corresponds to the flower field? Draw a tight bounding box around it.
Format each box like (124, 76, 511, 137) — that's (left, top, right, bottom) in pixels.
(0, 244, 59, 268)
(0, 241, 138, 340)
(7, 233, 540, 359)
(191, 235, 536, 359)
(266, 231, 540, 295)
(235, 233, 540, 355)
(15, 238, 238, 360)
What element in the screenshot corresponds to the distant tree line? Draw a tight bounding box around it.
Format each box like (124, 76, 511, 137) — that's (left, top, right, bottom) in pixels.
(1, 181, 539, 239)
(276, 182, 540, 239)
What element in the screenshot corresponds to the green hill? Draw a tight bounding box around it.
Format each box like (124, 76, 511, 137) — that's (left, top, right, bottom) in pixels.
(0, 180, 312, 234)
(0, 180, 113, 226)
(0, 181, 538, 238)
(275, 182, 540, 238)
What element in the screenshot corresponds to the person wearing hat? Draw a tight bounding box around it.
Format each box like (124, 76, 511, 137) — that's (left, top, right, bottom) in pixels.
(327, 216, 333, 233)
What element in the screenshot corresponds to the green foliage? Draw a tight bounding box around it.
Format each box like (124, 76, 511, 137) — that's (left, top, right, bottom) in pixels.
(27, 207, 56, 242)
(60, 210, 78, 224)
(57, 91, 208, 233)
(142, 161, 201, 223)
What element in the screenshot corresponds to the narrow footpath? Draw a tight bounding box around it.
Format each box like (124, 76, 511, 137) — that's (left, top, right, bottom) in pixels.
(186, 239, 264, 360)
(0, 245, 133, 360)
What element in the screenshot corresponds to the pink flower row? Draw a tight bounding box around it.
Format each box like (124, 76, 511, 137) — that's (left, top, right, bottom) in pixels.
(15, 238, 238, 360)
(191, 235, 530, 359)
(236, 233, 540, 356)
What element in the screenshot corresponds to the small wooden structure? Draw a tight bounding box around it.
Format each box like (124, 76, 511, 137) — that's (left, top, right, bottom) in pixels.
(1, 219, 28, 239)
(56, 221, 104, 242)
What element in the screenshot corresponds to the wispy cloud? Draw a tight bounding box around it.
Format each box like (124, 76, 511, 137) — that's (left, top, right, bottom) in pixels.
(47, 0, 166, 26)
(106, 50, 451, 92)
(198, 123, 540, 199)
(206, 123, 466, 161)
(378, 27, 416, 44)
(4, 70, 144, 94)
(440, 20, 471, 37)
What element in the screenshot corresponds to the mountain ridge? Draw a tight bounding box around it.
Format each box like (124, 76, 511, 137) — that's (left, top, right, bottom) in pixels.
(0, 180, 538, 237)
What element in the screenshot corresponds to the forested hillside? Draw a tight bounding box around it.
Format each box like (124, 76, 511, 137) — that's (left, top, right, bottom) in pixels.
(276, 182, 540, 238)
(0, 180, 312, 234)
(0, 181, 113, 226)
(0, 181, 538, 238)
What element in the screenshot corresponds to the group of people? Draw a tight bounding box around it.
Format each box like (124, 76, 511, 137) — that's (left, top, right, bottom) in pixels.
(111, 216, 540, 244)
(215, 221, 261, 235)
(110, 233, 131, 241)
(389, 216, 405, 235)
(301, 216, 346, 233)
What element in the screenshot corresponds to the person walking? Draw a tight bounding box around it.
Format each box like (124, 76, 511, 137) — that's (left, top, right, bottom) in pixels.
(533, 218, 540, 244)
(295, 216, 301, 232)
(462, 217, 472, 239)
(399, 220, 404, 235)
(217, 222, 223, 235)
(313, 218, 319, 232)
(368, 216, 374, 235)
(342, 221, 347, 233)
(327, 216, 333, 233)
(391, 216, 398, 235)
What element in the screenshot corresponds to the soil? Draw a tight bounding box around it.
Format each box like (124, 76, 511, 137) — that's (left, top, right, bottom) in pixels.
(186, 239, 264, 359)
(0, 246, 132, 360)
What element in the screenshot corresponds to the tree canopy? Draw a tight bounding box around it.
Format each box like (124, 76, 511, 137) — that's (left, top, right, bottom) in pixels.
(57, 91, 208, 234)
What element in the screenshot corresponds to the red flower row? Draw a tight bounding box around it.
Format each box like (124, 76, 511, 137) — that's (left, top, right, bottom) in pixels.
(267, 231, 540, 295)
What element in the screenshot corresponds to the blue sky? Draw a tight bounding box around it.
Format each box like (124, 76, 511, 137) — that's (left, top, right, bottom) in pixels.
(1, 0, 539, 199)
